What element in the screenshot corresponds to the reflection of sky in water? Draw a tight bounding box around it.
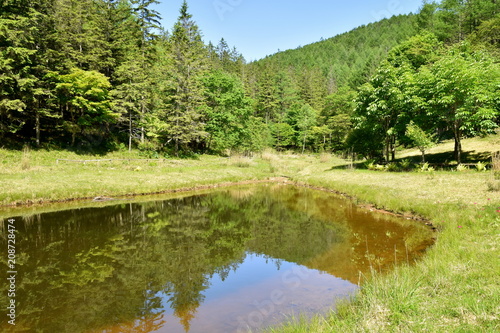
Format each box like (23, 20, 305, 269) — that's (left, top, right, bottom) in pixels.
(157, 253, 358, 333)
(0, 184, 432, 333)
(204, 253, 294, 301)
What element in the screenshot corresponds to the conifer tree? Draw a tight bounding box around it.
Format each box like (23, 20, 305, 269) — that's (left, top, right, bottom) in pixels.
(0, 0, 58, 146)
(129, 0, 161, 143)
(255, 66, 280, 124)
(163, 1, 209, 155)
(110, 0, 157, 151)
(52, 0, 113, 72)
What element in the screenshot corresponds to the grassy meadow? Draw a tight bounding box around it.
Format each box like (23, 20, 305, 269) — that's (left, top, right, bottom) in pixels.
(0, 135, 499, 332)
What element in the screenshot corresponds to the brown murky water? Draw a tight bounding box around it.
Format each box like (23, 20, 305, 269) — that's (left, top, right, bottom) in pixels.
(0, 184, 434, 332)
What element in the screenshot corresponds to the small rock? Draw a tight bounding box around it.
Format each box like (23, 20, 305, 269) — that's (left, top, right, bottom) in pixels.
(93, 196, 114, 202)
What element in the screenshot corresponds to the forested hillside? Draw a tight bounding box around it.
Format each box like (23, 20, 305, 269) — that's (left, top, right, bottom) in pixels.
(251, 14, 418, 90)
(1, 0, 499, 161)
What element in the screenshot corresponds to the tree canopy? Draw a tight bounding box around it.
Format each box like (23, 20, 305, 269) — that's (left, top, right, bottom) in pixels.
(0, 0, 498, 158)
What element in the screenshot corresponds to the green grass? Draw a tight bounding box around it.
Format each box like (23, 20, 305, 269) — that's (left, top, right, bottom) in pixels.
(1, 139, 499, 332)
(398, 132, 500, 164)
(262, 152, 500, 332)
(0, 149, 274, 208)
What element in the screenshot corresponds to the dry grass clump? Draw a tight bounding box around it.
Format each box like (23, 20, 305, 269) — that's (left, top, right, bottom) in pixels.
(261, 148, 280, 163)
(319, 152, 332, 163)
(21, 146, 31, 170)
(492, 151, 500, 172)
(487, 151, 500, 191)
(229, 155, 255, 168)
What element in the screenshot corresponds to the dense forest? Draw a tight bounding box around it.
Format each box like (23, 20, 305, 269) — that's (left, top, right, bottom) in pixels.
(1, 0, 499, 162)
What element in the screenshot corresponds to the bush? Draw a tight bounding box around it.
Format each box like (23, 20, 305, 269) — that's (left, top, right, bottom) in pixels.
(399, 159, 413, 171)
(418, 162, 435, 172)
(138, 141, 160, 159)
(386, 163, 400, 172)
(365, 160, 377, 170)
(476, 161, 487, 172)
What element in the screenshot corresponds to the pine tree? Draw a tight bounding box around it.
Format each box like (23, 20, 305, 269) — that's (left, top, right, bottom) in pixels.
(255, 65, 279, 124)
(0, 0, 58, 146)
(130, 0, 161, 143)
(110, 0, 156, 151)
(163, 1, 209, 155)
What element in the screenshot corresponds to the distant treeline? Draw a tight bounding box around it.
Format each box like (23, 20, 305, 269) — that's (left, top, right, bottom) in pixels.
(1, 0, 499, 161)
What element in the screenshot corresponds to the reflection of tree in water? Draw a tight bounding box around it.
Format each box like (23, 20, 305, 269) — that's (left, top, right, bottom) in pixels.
(0, 185, 348, 332)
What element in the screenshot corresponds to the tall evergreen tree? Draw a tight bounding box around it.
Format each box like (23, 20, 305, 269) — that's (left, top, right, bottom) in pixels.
(129, 0, 161, 143)
(162, 1, 208, 155)
(51, 0, 114, 72)
(0, 0, 59, 146)
(110, 0, 157, 151)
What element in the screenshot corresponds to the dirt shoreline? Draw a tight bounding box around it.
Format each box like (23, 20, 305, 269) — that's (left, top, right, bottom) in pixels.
(1, 176, 435, 230)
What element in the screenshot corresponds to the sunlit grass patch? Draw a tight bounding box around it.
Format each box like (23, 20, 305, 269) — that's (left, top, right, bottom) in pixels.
(1, 143, 500, 333)
(229, 154, 256, 168)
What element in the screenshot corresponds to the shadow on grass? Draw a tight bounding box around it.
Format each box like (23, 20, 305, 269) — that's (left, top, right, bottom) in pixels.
(403, 150, 492, 164)
(328, 150, 493, 171)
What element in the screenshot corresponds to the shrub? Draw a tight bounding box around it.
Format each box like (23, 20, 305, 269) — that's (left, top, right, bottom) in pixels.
(386, 163, 400, 172)
(475, 161, 487, 172)
(365, 160, 377, 170)
(138, 141, 160, 159)
(399, 159, 413, 171)
(418, 162, 434, 172)
(456, 164, 469, 172)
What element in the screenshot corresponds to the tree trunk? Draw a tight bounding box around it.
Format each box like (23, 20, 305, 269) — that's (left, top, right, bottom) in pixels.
(385, 136, 390, 162)
(454, 120, 462, 164)
(391, 135, 396, 161)
(35, 110, 40, 147)
(128, 109, 132, 152)
(302, 133, 307, 154)
(140, 98, 145, 144)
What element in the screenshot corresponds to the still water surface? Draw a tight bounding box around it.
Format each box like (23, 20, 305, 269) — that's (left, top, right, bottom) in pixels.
(0, 184, 433, 332)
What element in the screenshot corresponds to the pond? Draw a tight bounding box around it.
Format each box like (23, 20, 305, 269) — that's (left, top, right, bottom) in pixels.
(0, 184, 434, 332)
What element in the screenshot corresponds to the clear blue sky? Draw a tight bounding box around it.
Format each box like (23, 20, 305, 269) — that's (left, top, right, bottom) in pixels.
(154, 0, 424, 61)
